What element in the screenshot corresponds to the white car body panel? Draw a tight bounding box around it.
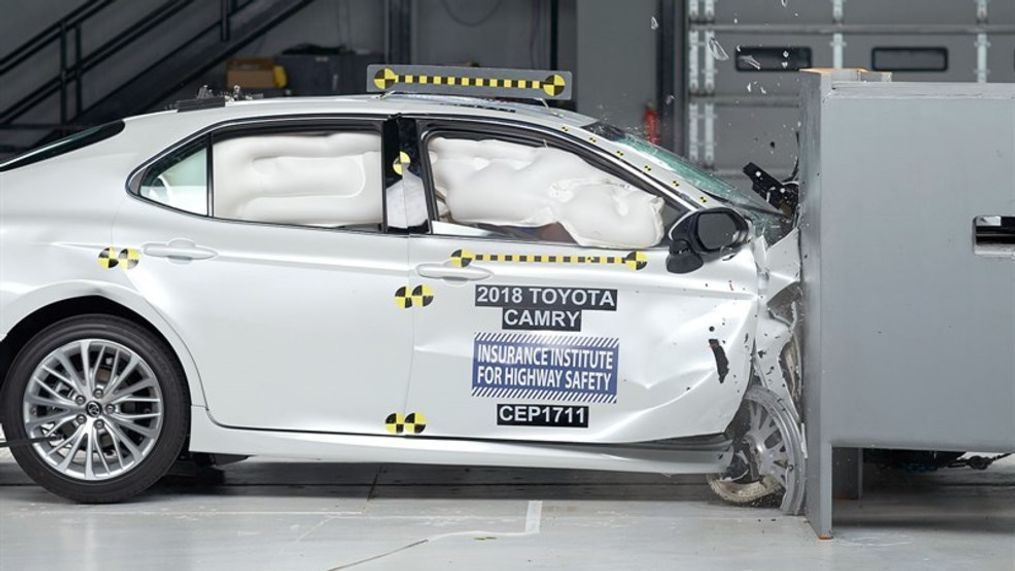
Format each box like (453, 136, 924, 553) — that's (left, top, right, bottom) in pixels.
(113, 198, 414, 434)
(406, 234, 758, 443)
(0, 94, 800, 475)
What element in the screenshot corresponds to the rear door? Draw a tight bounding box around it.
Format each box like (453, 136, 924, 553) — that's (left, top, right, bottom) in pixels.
(114, 116, 414, 435)
(401, 118, 761, 444)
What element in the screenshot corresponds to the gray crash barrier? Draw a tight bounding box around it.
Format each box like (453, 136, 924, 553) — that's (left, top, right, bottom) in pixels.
(799, 68, 1015, 538)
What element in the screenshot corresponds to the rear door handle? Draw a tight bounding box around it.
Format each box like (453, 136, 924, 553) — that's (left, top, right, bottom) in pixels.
(142, 239, 217, 261)
(415, 262, 492, 281)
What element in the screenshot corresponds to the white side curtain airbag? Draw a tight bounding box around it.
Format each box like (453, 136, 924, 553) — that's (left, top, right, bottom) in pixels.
(213, 132, 382, 226)
(430, 137, 663, 249)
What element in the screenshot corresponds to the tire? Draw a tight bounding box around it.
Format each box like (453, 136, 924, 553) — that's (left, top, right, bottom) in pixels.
(706, 386, 806, 514)
(1, 315, 189, 503)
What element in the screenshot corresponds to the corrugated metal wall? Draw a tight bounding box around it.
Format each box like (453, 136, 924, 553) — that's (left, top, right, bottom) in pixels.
(684, 0, 1015, 188)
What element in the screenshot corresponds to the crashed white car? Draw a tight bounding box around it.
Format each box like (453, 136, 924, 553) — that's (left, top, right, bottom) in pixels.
(0, 67, 804, 511)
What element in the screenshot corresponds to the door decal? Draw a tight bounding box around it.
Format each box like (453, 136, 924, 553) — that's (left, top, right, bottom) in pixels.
(450, 249, 647, 271)
(384, 412, 428, 434)
(496, 404, 589, 428)
(475, 285, 617, 332)
(472, 332, 619, 404)
(97, 247, 141, 270)
(393, 285, 435, 309)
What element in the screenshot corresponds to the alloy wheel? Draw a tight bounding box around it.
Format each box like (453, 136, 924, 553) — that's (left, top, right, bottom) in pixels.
(22, 339, 164, 481)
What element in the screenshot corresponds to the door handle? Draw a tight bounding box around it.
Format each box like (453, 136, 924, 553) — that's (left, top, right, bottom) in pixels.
(142, 239, 217, 261)
(415, 262, 492, 281)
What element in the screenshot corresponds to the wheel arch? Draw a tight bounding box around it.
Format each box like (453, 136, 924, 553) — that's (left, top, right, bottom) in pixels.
(0, 291, 206, 413)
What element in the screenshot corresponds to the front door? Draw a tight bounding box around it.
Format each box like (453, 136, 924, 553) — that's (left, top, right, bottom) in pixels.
(402, 120, 760, 444)
(114, 117, 413, 435)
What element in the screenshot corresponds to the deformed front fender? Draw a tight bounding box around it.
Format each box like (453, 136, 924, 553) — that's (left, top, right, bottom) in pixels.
(752, 228, 802, 415)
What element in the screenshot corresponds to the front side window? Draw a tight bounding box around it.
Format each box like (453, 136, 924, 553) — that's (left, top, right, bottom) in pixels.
(425, 133, 673, 250)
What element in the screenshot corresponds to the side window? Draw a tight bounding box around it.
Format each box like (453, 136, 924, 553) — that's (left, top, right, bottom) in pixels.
(212, 130, 384, 230)
(139, 142, 208, 215)
(425, 134, 668, 250)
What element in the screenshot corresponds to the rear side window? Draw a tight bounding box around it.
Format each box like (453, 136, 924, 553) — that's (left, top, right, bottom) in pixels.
(212, 130, 384, 230)
(134, 124, 387, 232)
(0, 121, 125, 172)
(139, 140, 209, 215)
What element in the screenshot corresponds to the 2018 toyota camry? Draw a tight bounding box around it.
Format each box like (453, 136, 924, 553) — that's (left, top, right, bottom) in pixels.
(0, 67, 804, 511)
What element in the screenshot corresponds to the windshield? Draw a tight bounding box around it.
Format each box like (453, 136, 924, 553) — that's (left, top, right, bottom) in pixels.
(585, 122, 778, 214)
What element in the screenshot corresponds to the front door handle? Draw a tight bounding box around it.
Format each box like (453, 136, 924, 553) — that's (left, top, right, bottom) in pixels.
(415, 263, 492, 281)
(142, 239, 217, 261)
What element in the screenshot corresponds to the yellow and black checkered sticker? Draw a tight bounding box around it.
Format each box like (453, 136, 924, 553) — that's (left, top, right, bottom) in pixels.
(450, 249, 647, 271)
(394, 284, 435, 309)
(97, 247, 140, 270)
(118, 247, 140, 269)
(367, 65, 572, 100)
(385, 412, 427, 435)
(392, 151, 410, 175)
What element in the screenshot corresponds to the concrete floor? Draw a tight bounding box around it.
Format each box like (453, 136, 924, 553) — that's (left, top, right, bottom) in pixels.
(1, 444, 1012, 571)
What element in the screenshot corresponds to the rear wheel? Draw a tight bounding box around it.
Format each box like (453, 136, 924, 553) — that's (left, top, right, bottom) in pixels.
(1, 315, 188, 502)
(707, 386, 805, 514)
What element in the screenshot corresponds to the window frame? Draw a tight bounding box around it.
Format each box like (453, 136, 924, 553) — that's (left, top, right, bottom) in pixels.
(126, 114, 399, 236)
(408, 116, 690, 250)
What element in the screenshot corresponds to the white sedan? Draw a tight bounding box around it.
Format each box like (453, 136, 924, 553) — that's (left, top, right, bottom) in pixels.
(0, 74, 804, 511)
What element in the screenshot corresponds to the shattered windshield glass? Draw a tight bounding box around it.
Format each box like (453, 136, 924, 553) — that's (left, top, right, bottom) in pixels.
(584, 121, 788, 242)
(585, 121, 777, 213)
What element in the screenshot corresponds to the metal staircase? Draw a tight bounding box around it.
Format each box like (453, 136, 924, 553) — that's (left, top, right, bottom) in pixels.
(0, 0, 317, 156)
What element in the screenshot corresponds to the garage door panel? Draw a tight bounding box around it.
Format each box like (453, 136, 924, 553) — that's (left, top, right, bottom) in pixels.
(710, 106, 801, 180)
(707, 34, 833, 95)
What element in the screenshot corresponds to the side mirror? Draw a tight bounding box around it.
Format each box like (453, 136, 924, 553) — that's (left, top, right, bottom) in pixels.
(667, 208, 751, 274)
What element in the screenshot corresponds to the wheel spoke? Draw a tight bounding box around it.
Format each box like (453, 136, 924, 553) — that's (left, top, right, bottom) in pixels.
(112, 412, 161, 421)
(108, 347, 121, 388)
(26, 392, 75, 410)
(84, 426, 95, 479)
(95, 430, 112, 475)
(759, 419, 780, 442)
(32, 377, 77, 405)
(42, 415, 76, 438)
(26, 410, 76, 432)
(56, 427, 87, 471)
(105, 355, 140, 397)
(89, 344, 107, 392)
(53, 352, 86, 396)
(105, 422, 142, 461)
(40, 366, 78, 395)
(110, 415, 157, 439)
(79, 340, 93, 395)
(114, 396, 161, 404)
(45, 426, 83, 458)
(110, 378, 156, 401)
(108, 426, 125, 471)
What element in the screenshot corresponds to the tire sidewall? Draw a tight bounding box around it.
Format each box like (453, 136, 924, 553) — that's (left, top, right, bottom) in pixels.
(1, 315, 189, 502)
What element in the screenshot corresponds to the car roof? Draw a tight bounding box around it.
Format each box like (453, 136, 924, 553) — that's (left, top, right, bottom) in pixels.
(123, 93, 599, 131)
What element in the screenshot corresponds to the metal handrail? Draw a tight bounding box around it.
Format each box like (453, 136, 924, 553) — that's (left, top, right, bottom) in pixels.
(0, 0, 252, 127)
(0, 0, 114, 75)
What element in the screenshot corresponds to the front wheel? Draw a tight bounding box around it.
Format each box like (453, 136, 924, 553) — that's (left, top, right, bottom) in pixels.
(706, 386, 806, 514)
(1, 315, 189, 503)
